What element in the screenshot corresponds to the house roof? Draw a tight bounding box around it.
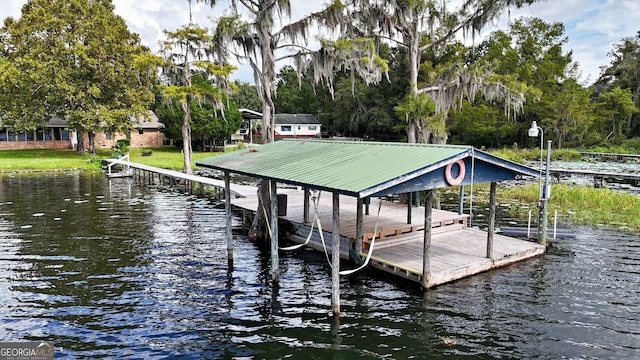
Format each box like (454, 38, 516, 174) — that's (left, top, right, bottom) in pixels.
(0, 111, 163, 129)
(274, 114, 320, 125)
(238, 109, 320, 125)
(195, 139, 539, 198)
(133, 112, 164, 129)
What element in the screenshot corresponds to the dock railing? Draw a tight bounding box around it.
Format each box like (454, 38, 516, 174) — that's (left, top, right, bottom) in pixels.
(106, 154, 131, 177)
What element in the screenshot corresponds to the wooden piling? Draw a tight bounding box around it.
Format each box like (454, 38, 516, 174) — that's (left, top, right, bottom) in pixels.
(355, 197, 364, 258)
(331, 192, 340, 316)
(487, 182, 496, 259)
(225, 171, 233, 261)
(422, 190, 433, 289)
(303, 188, 310, 224)
(270, 181, 279, 283)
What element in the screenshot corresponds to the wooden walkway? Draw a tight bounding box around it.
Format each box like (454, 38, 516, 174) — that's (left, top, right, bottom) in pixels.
(549, 168, 640, 186)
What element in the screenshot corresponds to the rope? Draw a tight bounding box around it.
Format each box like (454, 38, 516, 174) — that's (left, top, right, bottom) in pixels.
(279, 191, 321, 251)
(339, 198, 383, 276)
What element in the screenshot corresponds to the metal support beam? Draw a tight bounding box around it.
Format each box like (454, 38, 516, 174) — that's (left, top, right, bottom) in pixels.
(270, 181, 279, 282)
(487, 182, 496, 259)
(422, 190, 433, 289)
(331, 192, 340, 317)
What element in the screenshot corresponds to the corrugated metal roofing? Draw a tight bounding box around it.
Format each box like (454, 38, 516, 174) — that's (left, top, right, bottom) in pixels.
(196, 139, 485, 197)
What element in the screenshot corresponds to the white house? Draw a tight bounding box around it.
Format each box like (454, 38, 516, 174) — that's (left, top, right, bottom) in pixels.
(236, 109, 322, 143)
(274, 114, 321, 138)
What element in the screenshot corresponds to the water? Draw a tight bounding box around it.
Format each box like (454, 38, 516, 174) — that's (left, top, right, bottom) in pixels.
(1, 172, 639, 359)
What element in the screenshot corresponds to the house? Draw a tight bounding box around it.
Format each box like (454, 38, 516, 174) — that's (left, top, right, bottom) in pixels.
(0, 117, 72, 150)
(91, 112, 165, 150)
(274, 114, 322, 139)
(237, 109, 322, 143)
(0, 112, 164, 150)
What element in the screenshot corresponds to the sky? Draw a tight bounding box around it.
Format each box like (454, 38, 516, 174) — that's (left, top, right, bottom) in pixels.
(0, 0, 638, 85)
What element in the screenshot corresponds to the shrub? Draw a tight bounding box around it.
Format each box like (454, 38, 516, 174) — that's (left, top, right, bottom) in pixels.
(112, 139, 130, 158)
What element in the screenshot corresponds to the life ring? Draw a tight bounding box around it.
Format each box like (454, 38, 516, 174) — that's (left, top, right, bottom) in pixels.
(444, 160, 466, 186)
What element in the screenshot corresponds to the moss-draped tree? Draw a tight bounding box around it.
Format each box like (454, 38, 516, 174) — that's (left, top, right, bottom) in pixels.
(355, 0, 539, 144)
(198, 0, 388, 240)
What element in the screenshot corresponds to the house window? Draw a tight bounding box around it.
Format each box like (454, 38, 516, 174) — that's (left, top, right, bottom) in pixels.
(297, 125, 301, 130)
(309, 126, 317, 131)
(105, 133, 112, 140)
(281, 125, 292, 132)
(8, 132, 16, 141)
(53, 128, 69, 140)
(138, 129, 144, 135)
(36, 129, 45, 141)
(0, 129, 7, 141)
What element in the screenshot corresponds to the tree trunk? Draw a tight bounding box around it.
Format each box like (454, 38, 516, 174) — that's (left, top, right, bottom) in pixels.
(248, 18, 276, 242)
(88, 131, 96, 155)
(406, 21, 420, 144)
(181, 100, 193, 175)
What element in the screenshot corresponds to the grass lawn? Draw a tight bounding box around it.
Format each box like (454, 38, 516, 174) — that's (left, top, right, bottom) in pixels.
(0, 146, 224, 172)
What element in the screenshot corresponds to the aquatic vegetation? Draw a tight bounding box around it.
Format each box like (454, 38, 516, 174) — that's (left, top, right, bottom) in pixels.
(494, 183, 640, 232)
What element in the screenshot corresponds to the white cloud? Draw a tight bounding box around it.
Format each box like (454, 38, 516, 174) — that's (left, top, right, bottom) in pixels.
(1, 0, 638, 85)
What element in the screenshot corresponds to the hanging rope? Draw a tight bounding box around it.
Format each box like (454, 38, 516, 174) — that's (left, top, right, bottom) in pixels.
(280, 191, 322, 251)
(339, 197, 383, 276)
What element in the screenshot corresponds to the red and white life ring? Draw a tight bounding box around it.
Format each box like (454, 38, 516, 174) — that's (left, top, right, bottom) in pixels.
(444, 160, 466, 186)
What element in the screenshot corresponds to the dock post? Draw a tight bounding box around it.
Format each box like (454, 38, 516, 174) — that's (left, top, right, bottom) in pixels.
(331, 192, 340, 316)
(407, 192, 412, 224)
(270, 181, 279, 283)
(303, 188, 310, 224)
(355, 197, 363, 259)
(458, 185, 465, 215)
(486, 182, 496, 259)
(422, 190, 433, 289)
(224, 171, 233, 261)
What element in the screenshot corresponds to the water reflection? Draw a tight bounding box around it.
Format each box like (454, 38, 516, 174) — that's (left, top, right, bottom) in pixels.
(0, 172, 638, 359)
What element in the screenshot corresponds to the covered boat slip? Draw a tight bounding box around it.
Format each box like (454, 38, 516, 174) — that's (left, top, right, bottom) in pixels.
(196, 139, 542, 315)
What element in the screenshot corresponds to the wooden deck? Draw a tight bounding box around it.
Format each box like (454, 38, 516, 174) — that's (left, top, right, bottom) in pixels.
(368, 228, 545, 286)
(231, 186, 545, 288)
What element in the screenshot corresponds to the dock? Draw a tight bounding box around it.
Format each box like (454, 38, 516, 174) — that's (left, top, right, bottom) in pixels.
(105, 157, 544, 289)
(231, 187, 545, 287)
(108, 139, 549, 318)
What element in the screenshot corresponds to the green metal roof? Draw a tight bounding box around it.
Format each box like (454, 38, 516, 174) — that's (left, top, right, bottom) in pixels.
(196, 139, 479, 197)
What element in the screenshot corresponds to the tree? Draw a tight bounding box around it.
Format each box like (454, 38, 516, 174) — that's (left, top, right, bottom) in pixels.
(0, 0, 158, 154)
(355, 0, 539, 143)
(160, 18, 235, 174)
(206, 0, 387, 240)
(157, 76, 242, 151)
(593, 87, 638, 145)
(593, 32, 640, 137)
(475, 17, 579, 148)
(230, 81, 262, 111)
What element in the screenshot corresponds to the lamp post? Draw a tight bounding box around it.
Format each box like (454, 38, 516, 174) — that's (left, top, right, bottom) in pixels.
(528, 121, 550, 246)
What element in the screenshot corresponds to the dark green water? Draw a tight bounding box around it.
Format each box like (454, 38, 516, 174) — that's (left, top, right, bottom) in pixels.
(0, 172, 638, 359)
